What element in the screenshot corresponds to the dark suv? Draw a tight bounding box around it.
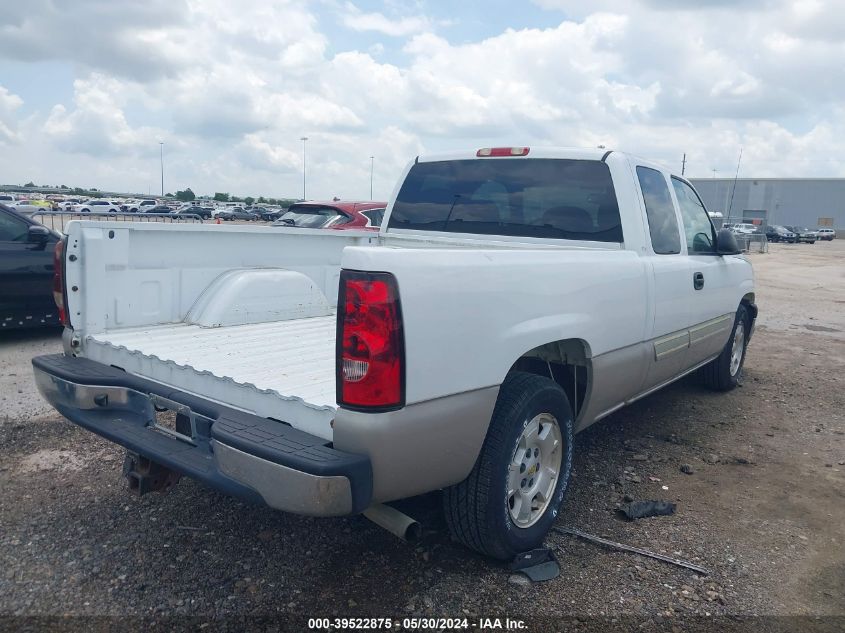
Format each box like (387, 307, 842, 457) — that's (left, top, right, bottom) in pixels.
(784, 226, 817, 244)
(765, 225, 797, 243)
(176, 206, 212, 219)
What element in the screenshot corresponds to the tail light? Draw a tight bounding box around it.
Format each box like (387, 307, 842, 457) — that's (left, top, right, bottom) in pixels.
(336, 270, 405, 411)
(52, 239, 67, 326)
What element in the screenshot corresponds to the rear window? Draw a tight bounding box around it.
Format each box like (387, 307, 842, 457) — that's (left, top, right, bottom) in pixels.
(273, 205, 349, 228)
(388, 158, 622, 242)
(361, 208, 385, 227)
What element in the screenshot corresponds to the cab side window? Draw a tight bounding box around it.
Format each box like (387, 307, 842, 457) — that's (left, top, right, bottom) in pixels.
(636, 166, 681, 254)
(0, 209, 29, 242)
(672, 177, 715, 254)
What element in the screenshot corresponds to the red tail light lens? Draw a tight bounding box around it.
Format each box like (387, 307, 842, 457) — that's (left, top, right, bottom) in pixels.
(52, 239, 67, 326)
(336, 270, 404, 411)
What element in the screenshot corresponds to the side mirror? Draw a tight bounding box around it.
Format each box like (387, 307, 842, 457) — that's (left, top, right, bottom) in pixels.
(716, 228, 741, 255)
(27, 224, 51, 245)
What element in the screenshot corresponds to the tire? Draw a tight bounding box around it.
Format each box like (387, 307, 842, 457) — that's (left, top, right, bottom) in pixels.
(443, 371, 574, 560)
(698, 304, 750, 391)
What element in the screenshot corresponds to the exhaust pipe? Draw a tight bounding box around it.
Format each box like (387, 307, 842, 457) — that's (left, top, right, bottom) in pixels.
(363, 503, 421, 542)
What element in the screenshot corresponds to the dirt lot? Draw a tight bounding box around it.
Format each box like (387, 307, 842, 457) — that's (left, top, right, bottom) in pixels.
(1, 240, 843, 631)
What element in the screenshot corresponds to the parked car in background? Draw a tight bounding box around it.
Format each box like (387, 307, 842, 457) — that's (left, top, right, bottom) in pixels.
(123, 199, 157, 212)
(11, 199, 52, 216)
(175, 206, 211, 219)
(59, 199, 82, 211)
(784, 226, 816, 243)
(257, 207, 284, 221)
(140, 205, 173, 214)
(0, 194, 17, 203)
(217, 208, 258, 221)
(765, 225, 797, 243)
(0, 203, 62, 329)
(725, 222, 759, 235)
(74, 199, 121, 213)
(816, 228, 835, 241)
(271, 201, 387, 230)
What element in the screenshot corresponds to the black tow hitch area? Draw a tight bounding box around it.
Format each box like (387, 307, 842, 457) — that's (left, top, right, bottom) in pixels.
(123, 451, 182, 496)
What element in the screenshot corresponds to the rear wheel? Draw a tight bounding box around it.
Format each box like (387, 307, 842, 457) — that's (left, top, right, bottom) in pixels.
(699, 304, 750, 391)
(443, 372, 574, 560)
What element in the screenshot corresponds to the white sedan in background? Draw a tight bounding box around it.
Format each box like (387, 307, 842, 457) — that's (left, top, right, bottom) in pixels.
(74, 199, 121, 213)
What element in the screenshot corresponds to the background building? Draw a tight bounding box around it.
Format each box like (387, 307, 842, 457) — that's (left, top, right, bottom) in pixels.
(690, 178, 845, 230)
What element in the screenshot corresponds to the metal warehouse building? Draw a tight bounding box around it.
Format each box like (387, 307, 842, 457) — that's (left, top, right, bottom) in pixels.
(689, 178, 845, 230)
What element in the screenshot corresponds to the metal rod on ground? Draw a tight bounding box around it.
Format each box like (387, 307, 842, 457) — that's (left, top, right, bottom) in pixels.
(554, 527, 711, 575)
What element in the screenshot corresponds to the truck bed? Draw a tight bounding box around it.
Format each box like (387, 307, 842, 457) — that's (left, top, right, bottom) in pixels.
(83, 315, 338, 439)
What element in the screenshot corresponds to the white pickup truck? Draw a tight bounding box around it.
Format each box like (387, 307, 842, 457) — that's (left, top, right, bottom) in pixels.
(33, 147, 756, 559)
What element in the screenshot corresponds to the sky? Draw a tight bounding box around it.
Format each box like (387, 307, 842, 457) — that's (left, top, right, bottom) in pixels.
(1, 0, 844, 200)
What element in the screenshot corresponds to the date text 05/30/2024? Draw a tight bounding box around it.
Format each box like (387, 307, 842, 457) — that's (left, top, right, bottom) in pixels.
(307, 617, 527, 630)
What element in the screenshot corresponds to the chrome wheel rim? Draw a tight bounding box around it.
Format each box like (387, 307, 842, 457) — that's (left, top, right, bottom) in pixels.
(507, 413, 563, 528)
(729, 320, 745, 376)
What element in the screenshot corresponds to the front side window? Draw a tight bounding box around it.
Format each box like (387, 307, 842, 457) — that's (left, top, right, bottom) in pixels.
(388, 159, 623, 242)
(636, 166, 681, 254)
(0, 210, 29, 241)
(672, 178, 715, 254)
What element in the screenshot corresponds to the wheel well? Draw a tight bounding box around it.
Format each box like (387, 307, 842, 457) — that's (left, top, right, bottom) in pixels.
(507, 339, 591, 420)
(741, 293, 757, 321)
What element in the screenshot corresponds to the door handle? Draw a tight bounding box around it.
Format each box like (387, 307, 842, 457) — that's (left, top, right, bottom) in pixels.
(693, 272, 704, 290)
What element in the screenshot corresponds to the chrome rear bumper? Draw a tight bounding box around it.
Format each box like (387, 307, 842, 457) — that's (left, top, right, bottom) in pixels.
(32, 354, 372, 516)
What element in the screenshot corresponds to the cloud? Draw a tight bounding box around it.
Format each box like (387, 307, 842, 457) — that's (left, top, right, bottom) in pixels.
(42, 75, 163, 157)
(237, 134, 302, 172)
(340, 2, 432, 36)
(2, 0, 845, 197)
(0, 85, 24, 145)
(0, 0, 190, 81)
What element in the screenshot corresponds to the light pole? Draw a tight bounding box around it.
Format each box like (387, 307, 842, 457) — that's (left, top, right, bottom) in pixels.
(300, 136, 308, 200)
(159, 142, 164, 197)
(369, 156, 374, 200)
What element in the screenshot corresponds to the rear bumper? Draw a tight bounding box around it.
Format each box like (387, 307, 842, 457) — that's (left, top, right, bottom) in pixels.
(31, 354, 372, 516)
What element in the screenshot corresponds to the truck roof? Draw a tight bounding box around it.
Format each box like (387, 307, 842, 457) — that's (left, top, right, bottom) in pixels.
(414, 147, 675, 176)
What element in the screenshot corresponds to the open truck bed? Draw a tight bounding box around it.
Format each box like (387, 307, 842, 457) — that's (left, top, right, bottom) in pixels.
(50, 221, 379, 441)
(83, 314, 338, 439)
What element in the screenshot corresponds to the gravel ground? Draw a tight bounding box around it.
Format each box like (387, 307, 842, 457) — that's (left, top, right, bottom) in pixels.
(1, 241, 844, 631)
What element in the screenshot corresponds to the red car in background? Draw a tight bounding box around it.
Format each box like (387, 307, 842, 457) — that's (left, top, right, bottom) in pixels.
(272, 201, 386, 231)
